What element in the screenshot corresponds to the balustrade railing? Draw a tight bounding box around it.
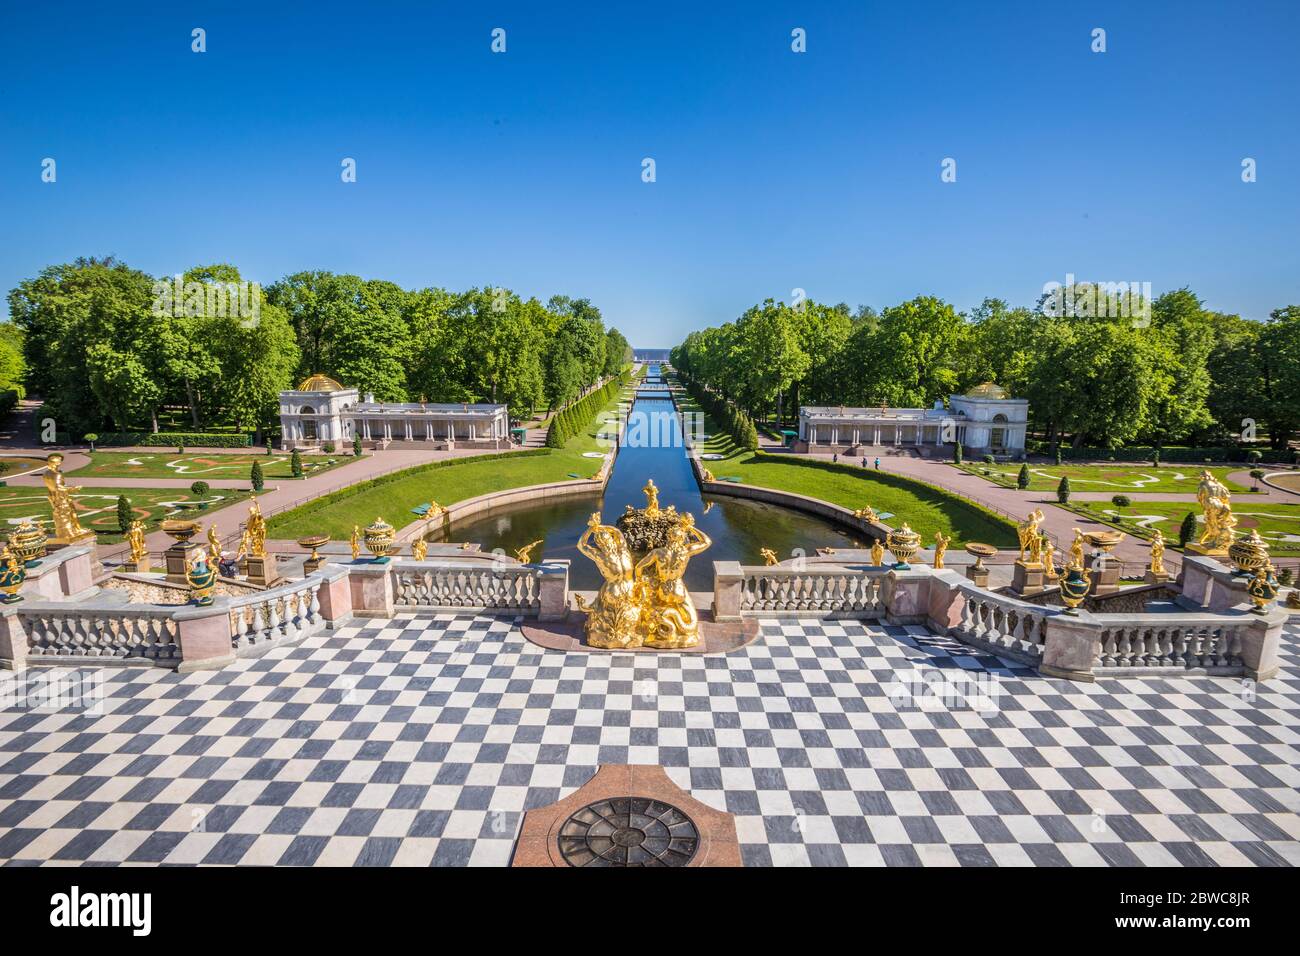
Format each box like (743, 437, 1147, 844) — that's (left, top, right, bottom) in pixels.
(1093, 618, 1246, 671)
(952, 585, 1050, 661)
(393, 561, 542, 612)
(737, 566, 886, 615)
(228, 576, 324, 654)
(22, 606, 181, 663)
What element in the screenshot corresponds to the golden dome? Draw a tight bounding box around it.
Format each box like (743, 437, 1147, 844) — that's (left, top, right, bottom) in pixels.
(965, 382, 1010, 399)
(296, 373, 345, 392)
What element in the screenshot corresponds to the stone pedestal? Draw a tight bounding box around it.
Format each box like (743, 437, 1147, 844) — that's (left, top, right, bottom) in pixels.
(965, 563, 989, 588)
(245, 554, 280, 588)
(1185, 542, 1228, 558)
(1011, 561, 1045, 596)
(303, 555, 326, 575)
(1143, 567, 1170, 585)
(122, 558, 152, 574)
(165, 542, 205, 586)
(1090, 559, 1121, 596)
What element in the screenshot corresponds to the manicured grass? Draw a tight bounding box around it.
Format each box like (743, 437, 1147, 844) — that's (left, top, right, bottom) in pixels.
(0, 456, 51, 479)
(1071, 499, 1300, 553)
(952, 462, 1254, 494)
(0, 485, 257, 543)
(70, 451, 359, 480)
(715, 453, 1018, 548)
(266, 447, 605, 540)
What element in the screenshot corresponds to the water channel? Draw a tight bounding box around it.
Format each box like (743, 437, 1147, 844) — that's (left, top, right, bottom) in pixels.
(436, 365, 866, 590)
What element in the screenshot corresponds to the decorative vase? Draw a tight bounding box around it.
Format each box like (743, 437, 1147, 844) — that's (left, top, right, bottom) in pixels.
(1246, 564, 1278, 613)
(162, 519, 201, 544)
(186, 557, 217, 606)
(886, 523, 921, 569)
(363, 517, 395, 562)
(8, 520, 48, 568)
(1058, 565, 1091, 615)
(1228, 530, 1270, 578)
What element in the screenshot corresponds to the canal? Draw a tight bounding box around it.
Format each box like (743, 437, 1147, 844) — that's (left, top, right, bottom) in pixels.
(436, 364, 866, 589)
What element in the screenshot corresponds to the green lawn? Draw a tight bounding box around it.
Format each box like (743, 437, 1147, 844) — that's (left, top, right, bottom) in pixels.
(952, 462, 1256, 494)
(1071, 499, 1300, 553)
(70, 451, 358, 481)
(0, 485, 258, 543)
(0, 456, 52, 479)
(266, 446, 606, 540)
(675, 389, 1016, 547)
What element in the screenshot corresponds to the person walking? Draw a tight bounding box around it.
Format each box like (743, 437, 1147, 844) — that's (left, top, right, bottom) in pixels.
(861, 456, 867, 468)
(874, 457, 881, 470)
(832, 452, 838, 464)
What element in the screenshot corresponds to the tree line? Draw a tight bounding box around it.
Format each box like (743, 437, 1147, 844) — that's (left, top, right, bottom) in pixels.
(670, 288, 1300, 450)
(6, 257, 632, 439)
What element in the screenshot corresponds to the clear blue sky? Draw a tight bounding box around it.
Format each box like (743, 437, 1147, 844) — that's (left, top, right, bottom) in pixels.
(2, 1, 1296, 345)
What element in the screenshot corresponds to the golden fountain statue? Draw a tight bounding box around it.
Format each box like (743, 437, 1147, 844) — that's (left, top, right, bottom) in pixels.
(853, 505, 879, 523)
(514, 539, 543, 564)
(206, 523, 222, 567)
(1148, 530, 1167, 577)
(237, 500, 267, 559)
(411, 536, 428, 561)
(870, 538, 885, 567)
(125, 519, 149, 572)
(1016, 509, 1045, 566)
(1193, 470, 1235, 554)
(574, 481, 712, 649)
(44, 453, 92, 544)
(350, 525, 361, 560)
(932, 532, 950, 570)
(760, 547, 779, 566)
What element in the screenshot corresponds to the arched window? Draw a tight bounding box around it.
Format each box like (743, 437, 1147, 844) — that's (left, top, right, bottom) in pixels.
(990, 413, 1008, 450)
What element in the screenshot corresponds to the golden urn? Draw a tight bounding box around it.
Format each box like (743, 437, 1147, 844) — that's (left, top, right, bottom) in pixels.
(0, 547, 26, 604)
(1228, 529, 1270, 578)
(886, 523, 922, 569)
(1083, 530, 1126, 554)
(162, 519, 201, 544)
(298, 534, 330, 564)
(964, 542, 996, 572)
(8, 520, 48, 568)
(1058, 564, 1091, 615)
(1246, 564, 1278, 613)
(363, 517, 396, 562)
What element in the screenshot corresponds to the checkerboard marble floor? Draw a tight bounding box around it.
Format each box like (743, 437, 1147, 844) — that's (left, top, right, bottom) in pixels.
(1, 614, 1297, 867)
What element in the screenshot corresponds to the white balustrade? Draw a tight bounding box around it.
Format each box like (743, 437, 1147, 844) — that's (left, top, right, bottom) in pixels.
(1092, 618, 1246, 672)
(393, 562, 541, 612)
(22, 607, 181, 662)
(737, 567, 885, 615)
(228, 577, 324, 654)
(952, 586, 1049, 661)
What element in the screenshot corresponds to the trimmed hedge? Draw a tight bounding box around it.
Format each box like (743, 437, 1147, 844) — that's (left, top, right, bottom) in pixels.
(267, 448, 552, 529)
(545, 368, 632, 448)
(98, 432, 252, 448)
(677, 374, 758, 451)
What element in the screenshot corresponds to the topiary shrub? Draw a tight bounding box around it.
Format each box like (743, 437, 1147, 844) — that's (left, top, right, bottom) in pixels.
(1178, 511, 1197, 547)
(322, 442, 335, 454)
(191, 481, 211, 508)
(1111, 494, 1131, 511)
(1056, 476, 1070, 504)
(953, 442, 963, 464)
(353, 435, 362, 456)
(291, 449, 304, 478)
(116, 494, 133, 532)
(84, 433, 99, 452)
(251, 461, 265, 492)
(1017, 463, 1030, 490)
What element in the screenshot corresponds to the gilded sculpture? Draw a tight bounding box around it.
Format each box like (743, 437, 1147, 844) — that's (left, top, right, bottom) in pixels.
(870, 538, 885, 567)
(350, 525, 361, 560)
(574, 482, 712, 649)
(238, 499, 267, 559)
(411, 536, 428, 561)
(1016, 509, 1045, 565)
(44, 453, 90, 543)
(514, 539, 543, 564)
(1148, 530, 1166, 576)
(853, 505, 879, 523)
(760, 547, 779, 566)
(932, 532, 950, 570)
(1195, 470, 1235, 553)
(126, 520, 148, 568)
(206, 523, 222, 567)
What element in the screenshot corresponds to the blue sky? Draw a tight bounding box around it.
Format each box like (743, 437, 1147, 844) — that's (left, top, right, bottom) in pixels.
(2, 1, 1297, 345)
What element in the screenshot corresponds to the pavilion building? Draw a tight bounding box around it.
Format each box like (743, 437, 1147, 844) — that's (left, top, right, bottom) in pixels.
(278, 374, 511, 451)
(795, 383, 1028, 456)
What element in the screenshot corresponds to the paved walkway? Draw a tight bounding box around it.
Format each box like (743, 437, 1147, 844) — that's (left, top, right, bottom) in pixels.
(1, 613, 1295, 867)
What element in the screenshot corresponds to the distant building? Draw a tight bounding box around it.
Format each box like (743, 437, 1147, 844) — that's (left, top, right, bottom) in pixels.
(278, 374, 510, 451)
(796, 383, 1028, 456)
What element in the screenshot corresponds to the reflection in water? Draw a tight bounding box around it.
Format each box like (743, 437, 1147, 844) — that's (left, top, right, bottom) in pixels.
(436, 365, 866, 589)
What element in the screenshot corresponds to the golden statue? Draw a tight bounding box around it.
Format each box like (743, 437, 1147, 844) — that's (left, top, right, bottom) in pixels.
(642, 479, 661, 516)
(239, 502, 266, 561)
(933, 532, 950, 570)
(760, 547, 779, 566)
(870, 539, 885, 566)
(514, 539, 543, 564)
(1066, 528, 1086, 570)
(126, 519, 148, 569)
(574, 513, 642, 649)
(411, 536, 428, 561)
(701, 468, 715, 483)
(1149, 530, 1166, 576)
(1017, 509, 1045, 565)
(350, 525, 361, 560)
(44, 453, 90, 543)
(574, 483, 712, 649)
(853, 505, 879, 522)
(206, 523, 222, 567)
(1195, 470, 1235, 553)
(635, 515, 711, 649)
(1041, 533, 1058, 580)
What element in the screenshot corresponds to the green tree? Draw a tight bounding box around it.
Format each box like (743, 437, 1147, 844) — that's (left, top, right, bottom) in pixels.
(1178, 511, 1197, 547)
(1017, 463, 1030, 489)
(291, 449, 303, 478)
(1056, 476, 1070, 504)
(251, 461, 265, 491)
(116, 494, 133, 532)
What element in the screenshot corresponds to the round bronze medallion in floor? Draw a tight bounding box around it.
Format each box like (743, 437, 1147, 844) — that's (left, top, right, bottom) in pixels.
(556, 796, 699, 866)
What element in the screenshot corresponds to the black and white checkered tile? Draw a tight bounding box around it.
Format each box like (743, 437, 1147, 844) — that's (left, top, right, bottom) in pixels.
(1, 613, 1297, 866)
